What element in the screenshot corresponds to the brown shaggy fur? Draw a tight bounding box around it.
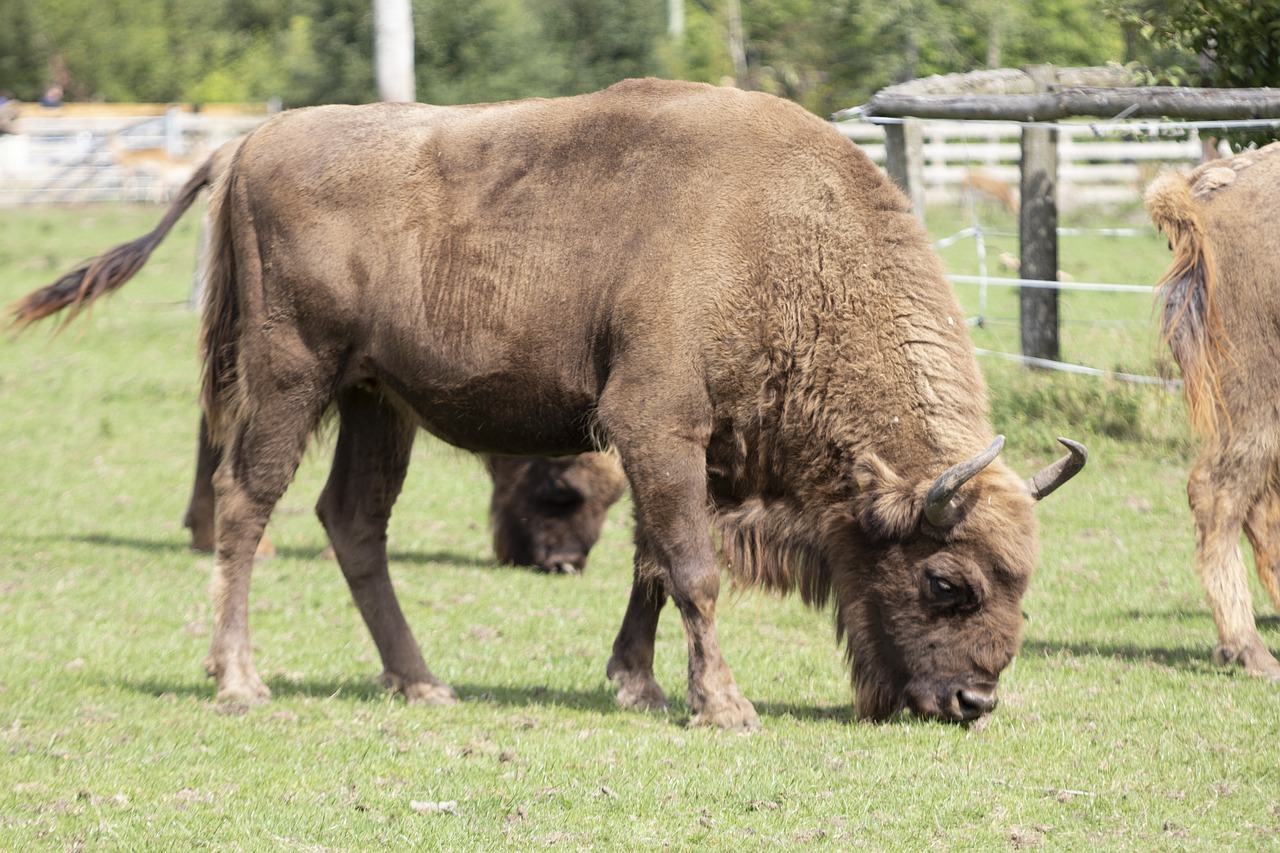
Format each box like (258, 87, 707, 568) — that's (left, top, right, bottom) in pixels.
(23, 80, 1086, 726)
(1146, 168, 1232, 437)
(1145, 141, 1280, 679)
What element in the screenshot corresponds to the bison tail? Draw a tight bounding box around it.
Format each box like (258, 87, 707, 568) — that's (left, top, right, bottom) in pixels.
(6, 154, 218, 334)
(1145, 170, 1231, 439)
(198, 170, 243, 449)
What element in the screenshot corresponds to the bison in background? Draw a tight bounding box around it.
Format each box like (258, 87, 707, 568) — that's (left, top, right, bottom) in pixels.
(486, 453, 627, 574)
(1146, 141, 1280, 679)
(12, 79, 1085, 727)
(10, 140, 627, 574)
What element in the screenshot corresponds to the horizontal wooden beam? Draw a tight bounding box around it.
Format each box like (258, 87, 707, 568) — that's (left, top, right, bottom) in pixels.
(861, 87, 1280, 122)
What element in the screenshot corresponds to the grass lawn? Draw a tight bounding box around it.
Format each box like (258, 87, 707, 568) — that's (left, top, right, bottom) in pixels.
(1, 202, 1277, 849)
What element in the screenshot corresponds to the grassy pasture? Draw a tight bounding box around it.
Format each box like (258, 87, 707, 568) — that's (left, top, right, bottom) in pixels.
(1, 202, 1277, 850)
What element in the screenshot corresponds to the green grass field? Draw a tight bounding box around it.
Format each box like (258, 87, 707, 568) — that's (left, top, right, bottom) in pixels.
(1, 202, 1276, 849)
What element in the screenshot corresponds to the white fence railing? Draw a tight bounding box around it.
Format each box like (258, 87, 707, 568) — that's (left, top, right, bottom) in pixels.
(0, 106, 268, 206)
(1, 107, 1213, 207)
(835, 118, 1209, 208)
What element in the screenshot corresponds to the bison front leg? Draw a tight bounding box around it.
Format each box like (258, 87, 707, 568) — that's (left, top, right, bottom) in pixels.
(1188, 460, 1280, 679)
(606, 566, 670, 711)
(602, 389, 758, 730)
(316, 386, 456, 706)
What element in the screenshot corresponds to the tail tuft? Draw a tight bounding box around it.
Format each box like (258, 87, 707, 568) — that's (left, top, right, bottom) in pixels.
(7, 155, 216, 334)
(1145, 169, 1231, 438)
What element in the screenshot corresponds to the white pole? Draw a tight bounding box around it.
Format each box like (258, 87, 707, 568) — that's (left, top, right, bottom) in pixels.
(668, 0, 684, 37)
(374, 0, 416, 103)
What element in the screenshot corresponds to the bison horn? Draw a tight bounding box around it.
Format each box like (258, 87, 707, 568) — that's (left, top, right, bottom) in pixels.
(1024, 437, 1088, 501)
(924, 436, 1005, 528)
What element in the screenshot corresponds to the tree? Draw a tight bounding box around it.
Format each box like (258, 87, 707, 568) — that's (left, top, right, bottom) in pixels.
(1108, 0, 1280, 147)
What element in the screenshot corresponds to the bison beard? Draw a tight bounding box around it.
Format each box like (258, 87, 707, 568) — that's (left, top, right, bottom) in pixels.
(11, 79, 1085, 727)
(1146, 141, 1280, 679)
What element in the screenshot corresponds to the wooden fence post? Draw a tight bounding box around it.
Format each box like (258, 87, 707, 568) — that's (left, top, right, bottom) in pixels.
(1019, 65, 1059, 363)
(883, 119, 926, 223)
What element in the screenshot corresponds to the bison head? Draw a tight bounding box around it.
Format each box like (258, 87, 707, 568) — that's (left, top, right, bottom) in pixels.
(486, 452, 628, 574)
(841, 436, 1085, 722)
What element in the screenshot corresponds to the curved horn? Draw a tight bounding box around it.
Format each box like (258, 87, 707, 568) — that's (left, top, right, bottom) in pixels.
(924, 436, 1005, 528)
(1025, 437, 1088, 500)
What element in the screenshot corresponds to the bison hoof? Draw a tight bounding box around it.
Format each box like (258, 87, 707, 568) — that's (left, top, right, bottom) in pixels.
(689, 691, 760, 732)
(1214, 640, 1280, 679)
(610, 670, 669, 712)
(205, 659, 272, 705)
(379, 671, 458, 705)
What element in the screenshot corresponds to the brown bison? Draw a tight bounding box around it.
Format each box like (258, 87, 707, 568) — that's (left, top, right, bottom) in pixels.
(1146, 141, 1280, 679)
(12, 79, 1085, 727)
(485, 453, 627, 574)
(12, 139, 626, 574)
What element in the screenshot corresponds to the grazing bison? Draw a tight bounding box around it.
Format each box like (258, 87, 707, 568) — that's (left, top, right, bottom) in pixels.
(12, 79, 1085, 726)
(1146, 141, 1280, 679)
(12, 139, 626, 573)
(485, 453, 627, 574)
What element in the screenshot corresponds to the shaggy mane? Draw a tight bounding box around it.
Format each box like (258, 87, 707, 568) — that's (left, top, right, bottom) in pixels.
(714, 498, 836, 610)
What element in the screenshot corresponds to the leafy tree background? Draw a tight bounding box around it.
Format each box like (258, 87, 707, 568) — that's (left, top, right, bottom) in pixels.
(3, 0, 1255, 117)
(1108, 0, 1280, 146)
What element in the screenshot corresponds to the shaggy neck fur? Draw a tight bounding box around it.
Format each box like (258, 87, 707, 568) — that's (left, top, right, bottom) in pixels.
(705, 192, 994, 612)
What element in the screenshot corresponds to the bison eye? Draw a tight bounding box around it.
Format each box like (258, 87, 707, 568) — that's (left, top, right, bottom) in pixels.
(926, 573, 972, 611)
(929, 575, 957, 597)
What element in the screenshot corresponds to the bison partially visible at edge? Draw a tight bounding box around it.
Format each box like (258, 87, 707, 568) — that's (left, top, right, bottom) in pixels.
(13, 79, 1085, 727)
(1146, 141, 1280, 679)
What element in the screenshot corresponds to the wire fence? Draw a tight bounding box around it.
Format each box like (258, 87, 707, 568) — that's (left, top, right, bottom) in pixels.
(880, 113, 1280, 389)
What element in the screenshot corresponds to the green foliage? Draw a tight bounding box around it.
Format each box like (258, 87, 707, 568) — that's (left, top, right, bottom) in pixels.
(4, 0, 1134, 114)
(0, 0, 46, 98)
(530, 0, 667, 95)
(1106, 0, 1280, 148)
(416, 0, 571, 104)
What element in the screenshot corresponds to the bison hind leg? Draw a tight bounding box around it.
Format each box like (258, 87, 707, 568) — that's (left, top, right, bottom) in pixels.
(316, 384, 456, 704)
(607, 573, 671, 712)
(206, 383, 332, 705)
(1188, 458, 1280, 679)
(1244, 487, 1280, 613)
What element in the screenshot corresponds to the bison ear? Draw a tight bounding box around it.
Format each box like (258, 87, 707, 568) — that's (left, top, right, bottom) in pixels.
(853, 453, 923, 541)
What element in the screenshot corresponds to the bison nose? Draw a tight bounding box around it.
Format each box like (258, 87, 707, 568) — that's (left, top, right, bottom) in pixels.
(539, 556, 583, 575)
(956, 686, 998, 720)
